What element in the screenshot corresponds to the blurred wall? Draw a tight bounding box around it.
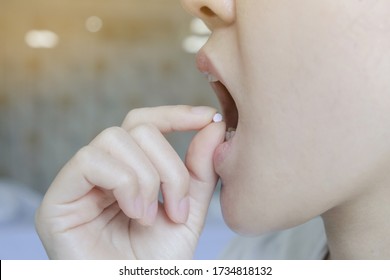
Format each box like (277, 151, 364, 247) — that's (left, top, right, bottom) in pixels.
(0, 0, 218, 193)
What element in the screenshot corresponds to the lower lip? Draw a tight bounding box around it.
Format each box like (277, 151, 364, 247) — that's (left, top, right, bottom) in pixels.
(213, 135, 235, 171)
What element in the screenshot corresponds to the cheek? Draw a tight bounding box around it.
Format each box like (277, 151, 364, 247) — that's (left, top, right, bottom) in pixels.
(226, 0, 390, 235)
(219, 130, 315, 235)
(220, 93, 390, 235)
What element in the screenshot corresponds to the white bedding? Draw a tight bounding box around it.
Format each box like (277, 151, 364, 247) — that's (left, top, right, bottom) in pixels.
(0, 179, 48, 259)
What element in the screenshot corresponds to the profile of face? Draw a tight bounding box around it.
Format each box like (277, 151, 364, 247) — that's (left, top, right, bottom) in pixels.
(182, 0, 390, 235)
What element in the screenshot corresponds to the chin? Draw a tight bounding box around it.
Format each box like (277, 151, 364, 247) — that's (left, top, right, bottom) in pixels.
(219, 181, 313, 236)
(219, 183, 268, 236)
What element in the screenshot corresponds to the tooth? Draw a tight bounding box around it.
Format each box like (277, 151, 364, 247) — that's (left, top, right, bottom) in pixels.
(202, 72, 219, 82)
(225, 128, 236, 141)
(208, 74, 219, 82)
(225, 131, 230, 141)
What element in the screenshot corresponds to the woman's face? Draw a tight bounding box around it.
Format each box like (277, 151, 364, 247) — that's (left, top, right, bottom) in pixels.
(182, 0, 390, 234)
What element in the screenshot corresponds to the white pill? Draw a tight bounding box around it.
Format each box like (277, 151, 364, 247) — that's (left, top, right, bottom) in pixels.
(213, 113, 223, 123)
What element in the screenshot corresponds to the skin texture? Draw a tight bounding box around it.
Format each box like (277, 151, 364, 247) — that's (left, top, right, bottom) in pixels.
(181, 0, 390, 259)
(36, 0, 390, 259)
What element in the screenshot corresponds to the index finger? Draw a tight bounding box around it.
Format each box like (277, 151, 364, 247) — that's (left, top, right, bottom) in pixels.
(121, 105, 218, 133)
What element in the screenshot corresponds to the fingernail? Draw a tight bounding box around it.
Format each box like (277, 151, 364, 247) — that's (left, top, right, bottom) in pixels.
(191, 106, 213, 115)
(143, 200, 158, 226)
(176, 196, 190, 223)
(133, 195, 144, 219)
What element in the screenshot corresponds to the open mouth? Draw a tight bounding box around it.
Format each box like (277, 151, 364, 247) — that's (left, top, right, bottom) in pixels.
(208, 75, 239, 141)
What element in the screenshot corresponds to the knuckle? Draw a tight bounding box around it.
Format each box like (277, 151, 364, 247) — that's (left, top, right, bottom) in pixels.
(115, 170, 138, 195)
(74, 145, 93, 164)
(123, 108, 148, 128)
(103, 126, 124, 136)
(95, 126, 124, 144)
(124, 109, 137, 125)
(130, 123, 158, 139)
(125, 108, 141, 120)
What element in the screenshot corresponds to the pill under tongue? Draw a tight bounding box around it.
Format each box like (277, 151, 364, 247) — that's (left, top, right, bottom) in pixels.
(210, 81, 238, 131)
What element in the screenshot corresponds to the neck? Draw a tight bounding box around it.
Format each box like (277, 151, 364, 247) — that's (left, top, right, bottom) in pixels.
(322, 183, 390, 259)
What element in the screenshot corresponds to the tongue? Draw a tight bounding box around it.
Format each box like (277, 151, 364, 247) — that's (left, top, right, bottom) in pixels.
(211, 81, 238, 130)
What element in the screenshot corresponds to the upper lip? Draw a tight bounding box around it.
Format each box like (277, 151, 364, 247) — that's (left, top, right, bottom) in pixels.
(196, 50, 224, 84)
(195, 50, 210, 74)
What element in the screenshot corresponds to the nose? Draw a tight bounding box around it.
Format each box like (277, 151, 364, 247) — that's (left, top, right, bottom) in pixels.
(181, 0, 235, 30)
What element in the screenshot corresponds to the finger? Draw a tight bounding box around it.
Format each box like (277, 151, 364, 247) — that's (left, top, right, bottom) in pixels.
(121, 105, 220, 224)
(89, 127, 160, 225)
(45, 146, 144, 221)
(186, 121, 226, 225)
(122, 105, 217, 133)
(130, 123, 190, 224)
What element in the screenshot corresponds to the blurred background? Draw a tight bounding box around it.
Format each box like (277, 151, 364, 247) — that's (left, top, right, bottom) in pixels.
(0, 0, 234, 259)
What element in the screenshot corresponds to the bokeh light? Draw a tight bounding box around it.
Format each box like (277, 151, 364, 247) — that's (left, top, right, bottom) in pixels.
(85, 16, 103, 33)
(25, 30, 59, 49)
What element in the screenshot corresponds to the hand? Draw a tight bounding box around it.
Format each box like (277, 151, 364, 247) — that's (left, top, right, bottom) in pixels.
(35, 105, 225, 259)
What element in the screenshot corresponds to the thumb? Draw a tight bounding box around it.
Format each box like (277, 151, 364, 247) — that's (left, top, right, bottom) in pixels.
(185, 120, 226, 219)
